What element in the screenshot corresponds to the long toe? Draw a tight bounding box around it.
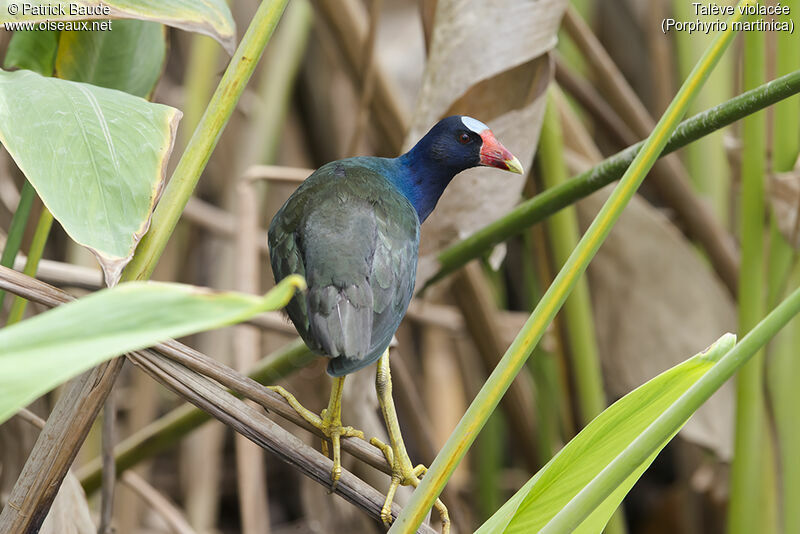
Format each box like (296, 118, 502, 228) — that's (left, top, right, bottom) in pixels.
(381, 477, 401, 527)
(267, 384, 366, 490)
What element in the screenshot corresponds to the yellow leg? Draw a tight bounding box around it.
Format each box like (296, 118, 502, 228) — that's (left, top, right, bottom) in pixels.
(369, 350, 450, 533)
(269, 376, 364, 490)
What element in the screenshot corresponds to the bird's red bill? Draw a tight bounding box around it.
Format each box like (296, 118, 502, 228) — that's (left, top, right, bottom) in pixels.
(479, 129, 524, 174)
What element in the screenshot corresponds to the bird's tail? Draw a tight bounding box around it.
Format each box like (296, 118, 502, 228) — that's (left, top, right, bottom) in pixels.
(308, 283, 373, 361)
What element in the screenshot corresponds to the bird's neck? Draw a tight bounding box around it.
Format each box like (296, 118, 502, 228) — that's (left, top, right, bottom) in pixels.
(392, 147, 459, 223)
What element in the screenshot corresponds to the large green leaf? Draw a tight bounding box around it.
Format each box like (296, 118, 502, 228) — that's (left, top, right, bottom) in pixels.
(477, 333, 737, 534)
(55, 19, 167, 98)
(0, 275, 306, 425)
(0, 68, 181, 285)
(3, 29, 58, 76)
(0, 0, 235, 54)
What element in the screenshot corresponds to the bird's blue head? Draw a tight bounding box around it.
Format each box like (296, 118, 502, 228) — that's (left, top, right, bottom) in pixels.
(395, 115, 523, 222)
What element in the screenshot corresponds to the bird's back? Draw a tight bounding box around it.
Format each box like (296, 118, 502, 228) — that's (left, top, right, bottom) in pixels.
(268, 159, 420, 376)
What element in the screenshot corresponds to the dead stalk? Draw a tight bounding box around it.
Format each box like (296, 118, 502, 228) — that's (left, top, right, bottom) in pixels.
(233, 178, 270, 534)
(346, 0, 384, 157)
(99, 394, 117, 534)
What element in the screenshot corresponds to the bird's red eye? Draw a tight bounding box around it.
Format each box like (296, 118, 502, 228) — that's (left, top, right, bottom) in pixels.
(458, 132, 471, 144)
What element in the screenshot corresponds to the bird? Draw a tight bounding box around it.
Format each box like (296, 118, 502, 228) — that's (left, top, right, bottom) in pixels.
(267, 115, 522, 531)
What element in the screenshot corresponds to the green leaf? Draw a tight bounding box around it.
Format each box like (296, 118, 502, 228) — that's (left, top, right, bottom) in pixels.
(55, 19, 166, 98)
(0, 68, 181, 285)
(477, 333, 737, 534)
(0, 275, 306, 426)
(3, 30, 58, 76)
(0, 0, 235, 54)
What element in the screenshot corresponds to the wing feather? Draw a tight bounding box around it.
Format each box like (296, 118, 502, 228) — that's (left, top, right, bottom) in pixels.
(268, 159, 419, 376)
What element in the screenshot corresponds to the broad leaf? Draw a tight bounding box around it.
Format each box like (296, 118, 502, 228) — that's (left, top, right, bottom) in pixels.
(0, 68, 181, 285)
(56, 19, 167, 98)
(477, 333, 736, 534)
(0, 0, 235, 54)
(0, 275, 306, 425)
(3, 30, 58, 76)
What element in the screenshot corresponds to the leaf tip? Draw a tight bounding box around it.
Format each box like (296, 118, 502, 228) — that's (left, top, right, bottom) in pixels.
(699, 332, 736, 362)
(284, 274, 307, 293)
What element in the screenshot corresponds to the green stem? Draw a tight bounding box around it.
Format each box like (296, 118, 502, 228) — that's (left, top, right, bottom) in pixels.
(541, 274, 800, 531)
(0, 180, 36, 308)
(6, 208, 53, 325)
(475, 409, 504, 521)
(539, 90, 607, 424)
(521, 208, 568, 462)
(671, 0, 732, 223)
(79, 338, 315, 494)
(728, 25, 771, 534)
(424, 67, 800, 291)
(767, 3, 800, 531)
(245, 0, 312, 168)
(540, 86, 626, 534)
(520, 196, 574, 450)
(772, 0, 800, 172)
(768, 263, 800, 534)
(121, 0, 290, 282)
(389, 4, 751, 532)
(530, 345, 561, 465)
(180, 35, 221, 151)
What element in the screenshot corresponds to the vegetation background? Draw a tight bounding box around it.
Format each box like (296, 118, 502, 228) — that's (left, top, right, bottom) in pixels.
(0, 0, 799, 533)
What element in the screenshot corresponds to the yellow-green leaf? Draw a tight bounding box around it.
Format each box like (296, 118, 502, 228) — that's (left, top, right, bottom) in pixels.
(0, 275, 306, 425)
(477, 333, 736, 534)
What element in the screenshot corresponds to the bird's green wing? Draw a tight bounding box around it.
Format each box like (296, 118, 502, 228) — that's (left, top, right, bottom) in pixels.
(268, 160, 419, 375)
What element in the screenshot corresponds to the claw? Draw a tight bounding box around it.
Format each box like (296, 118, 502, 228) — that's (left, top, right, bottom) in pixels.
(381, 476, 401, 526)
(268, 378, 363, 491)
(370, 436, 450, 533)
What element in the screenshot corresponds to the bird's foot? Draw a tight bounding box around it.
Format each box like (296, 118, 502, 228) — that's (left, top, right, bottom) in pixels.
(369, 437, 450, 534)
(268, 383, 364, 491)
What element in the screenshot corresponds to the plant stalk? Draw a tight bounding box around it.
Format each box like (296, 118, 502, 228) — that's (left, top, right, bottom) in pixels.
(122, 0, 290, 282)
(765, 2, 800, 531)
(6, 207, 53, 325)
(180, 36, 221, 150)
(672, 0, 732, 222)
(539, 89, 607, 424)
(728, 24, 773, 534)
(772, 0, 800, 172)
(0, 180, 35, 308)
(539, 91, 626, 534)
